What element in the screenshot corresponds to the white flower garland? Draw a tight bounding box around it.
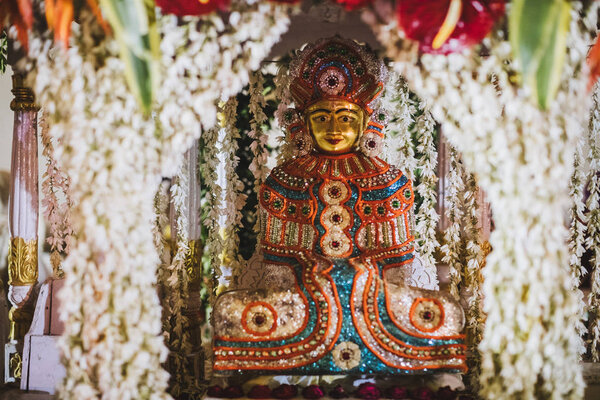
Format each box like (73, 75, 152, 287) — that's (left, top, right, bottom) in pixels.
(586, 85, 600, 362)
(248, 70, 270, 234)
(569, 135, 588, 342)
(382, 71, 417, 180)
(40, 111, 72, 277)
(165, 160, 194, 396)
(218, 98, 247, 289)
(413, 107, 440, 280)
(373, 3, 598, 397)
(461, 171, 484, 389)
(440, 147, 465, 300)
(157, 1, 294, 156)
(199, 125, 223, 303)
(13, 0, 293, 396)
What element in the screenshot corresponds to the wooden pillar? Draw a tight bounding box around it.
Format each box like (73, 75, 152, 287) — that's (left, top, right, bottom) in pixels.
(4, 74, 39, 384)
(182, 139, 204, 384)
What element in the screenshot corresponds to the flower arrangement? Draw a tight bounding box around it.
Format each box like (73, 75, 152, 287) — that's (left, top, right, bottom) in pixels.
(385, 3, 598, 397)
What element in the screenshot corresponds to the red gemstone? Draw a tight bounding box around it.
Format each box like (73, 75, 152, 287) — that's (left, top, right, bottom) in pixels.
(329, 187, 341, 198)
(367, 140, 376, 149)
(422, 311, 433, 320)
(253, 313, 266, 326)
(332, 214, 342, 223)
(341, 351, 351, 360)
(331, 241, 340, 248)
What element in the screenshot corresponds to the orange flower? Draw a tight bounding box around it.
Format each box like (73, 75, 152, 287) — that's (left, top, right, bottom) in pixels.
(0, 0, 33, 49)
(588, 34, 600, 91)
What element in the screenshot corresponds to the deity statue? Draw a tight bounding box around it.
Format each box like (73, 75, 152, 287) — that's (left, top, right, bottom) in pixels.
(212, 38, 466, 375)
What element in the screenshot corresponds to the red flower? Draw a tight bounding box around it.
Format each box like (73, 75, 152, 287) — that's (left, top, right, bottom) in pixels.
(223, 385, 244, 398)
(155, 0, 230, 16)
(272, 384, 298, 399)
(411, 386, 435, 400)
(333, 0, 373, 11)
(329, 384, 348, 399)
(588, 34, 600, 91)
(207, 385, 223, 397)
(248, 385, 272, 399)
(385, 385, 409, 399)
(355, 383, 381, 400)
(397, 0, 505, 54)
(302, 385, 325, 399)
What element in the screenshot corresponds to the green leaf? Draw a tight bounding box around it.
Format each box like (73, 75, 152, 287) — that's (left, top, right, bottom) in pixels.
(509, 0, 572, 109)
(0, 31, 7, 74)
(99, 0, 160, 115)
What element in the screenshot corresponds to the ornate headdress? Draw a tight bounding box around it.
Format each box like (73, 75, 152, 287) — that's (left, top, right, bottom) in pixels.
(281, 37, 389, 157)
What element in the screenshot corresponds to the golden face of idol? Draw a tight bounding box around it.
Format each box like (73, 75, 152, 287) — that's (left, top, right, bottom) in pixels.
(305, 99, 367, 155)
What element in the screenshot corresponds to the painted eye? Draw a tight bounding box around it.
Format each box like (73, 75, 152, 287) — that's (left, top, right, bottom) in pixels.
(342, 116, 349, 122)
(319, 116, 327, 122)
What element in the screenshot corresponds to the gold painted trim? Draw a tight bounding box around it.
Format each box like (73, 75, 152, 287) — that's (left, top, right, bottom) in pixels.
(10, 74, 39, 112)
(8, 237, 38, 286)
(185, 239, 203, 288)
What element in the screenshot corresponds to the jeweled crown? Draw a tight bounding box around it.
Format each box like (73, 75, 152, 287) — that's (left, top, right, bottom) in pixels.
(289, 37, 386, 115)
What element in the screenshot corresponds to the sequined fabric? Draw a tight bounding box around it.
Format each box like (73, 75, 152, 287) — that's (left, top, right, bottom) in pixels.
(212, 152, 467, 374)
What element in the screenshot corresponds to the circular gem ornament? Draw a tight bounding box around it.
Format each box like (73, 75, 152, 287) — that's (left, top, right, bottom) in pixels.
(409, 298, 444, 333)
(242, 302, 278, 336)
(321, 228, 352, 258)
(359, 132, 383, 157)
(322, 180, 350, 205)
(332, 341, 361, 370)
(322, 205, 351, 229)
(318, 68, 348, 96)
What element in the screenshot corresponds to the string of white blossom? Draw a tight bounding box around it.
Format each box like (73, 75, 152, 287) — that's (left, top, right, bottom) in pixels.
(375, 3, 597, 396)
(14, 0, 294, 396)
(569, 135, 588, 342)
(382, 71, 417, 179)
(199, 126, 223, 305)
(440, 147, 465, 300)
(166, 160, 194, 396)
(461, 171, 484, 389)
(413, 107, 439, 281)
(248, 70, 270, 234)
(586, 85, 600, 362)
(218, 98, 247, 289)
(40, 111, 72, 277)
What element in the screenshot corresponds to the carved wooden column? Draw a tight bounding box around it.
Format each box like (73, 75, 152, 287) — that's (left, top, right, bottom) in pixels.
(4, 74, 39, 384)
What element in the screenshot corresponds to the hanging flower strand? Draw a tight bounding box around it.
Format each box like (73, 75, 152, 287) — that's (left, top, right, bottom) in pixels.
(382, 71, 417, 179)
(586, 85, 600, 362)
(440, 146, 465, 300)
(248, 70, 270, 211)
(40, 111, 72, 278)
(413, 107, 440, 280)
(569, 136, 588, 342)
(461, 171, 484, 389)
(212, 98, 248, 290)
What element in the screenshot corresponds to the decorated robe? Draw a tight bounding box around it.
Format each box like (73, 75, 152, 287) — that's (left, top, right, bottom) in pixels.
(213, 152, 466, 374)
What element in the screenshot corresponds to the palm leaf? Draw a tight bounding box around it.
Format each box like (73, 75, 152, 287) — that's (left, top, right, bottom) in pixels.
(509, 0, 571, 109)
(99, 0, 160, 114)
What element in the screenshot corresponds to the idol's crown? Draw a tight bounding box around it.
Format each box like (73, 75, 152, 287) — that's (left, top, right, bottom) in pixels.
(289, 37, 386, 115)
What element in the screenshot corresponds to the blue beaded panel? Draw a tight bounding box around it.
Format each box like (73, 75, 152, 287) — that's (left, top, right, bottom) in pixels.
(361, 175, 408, 201)
(266, 175, 311, 200)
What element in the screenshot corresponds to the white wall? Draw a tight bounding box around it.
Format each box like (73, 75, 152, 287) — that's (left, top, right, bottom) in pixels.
(0, 66, 13, 173)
